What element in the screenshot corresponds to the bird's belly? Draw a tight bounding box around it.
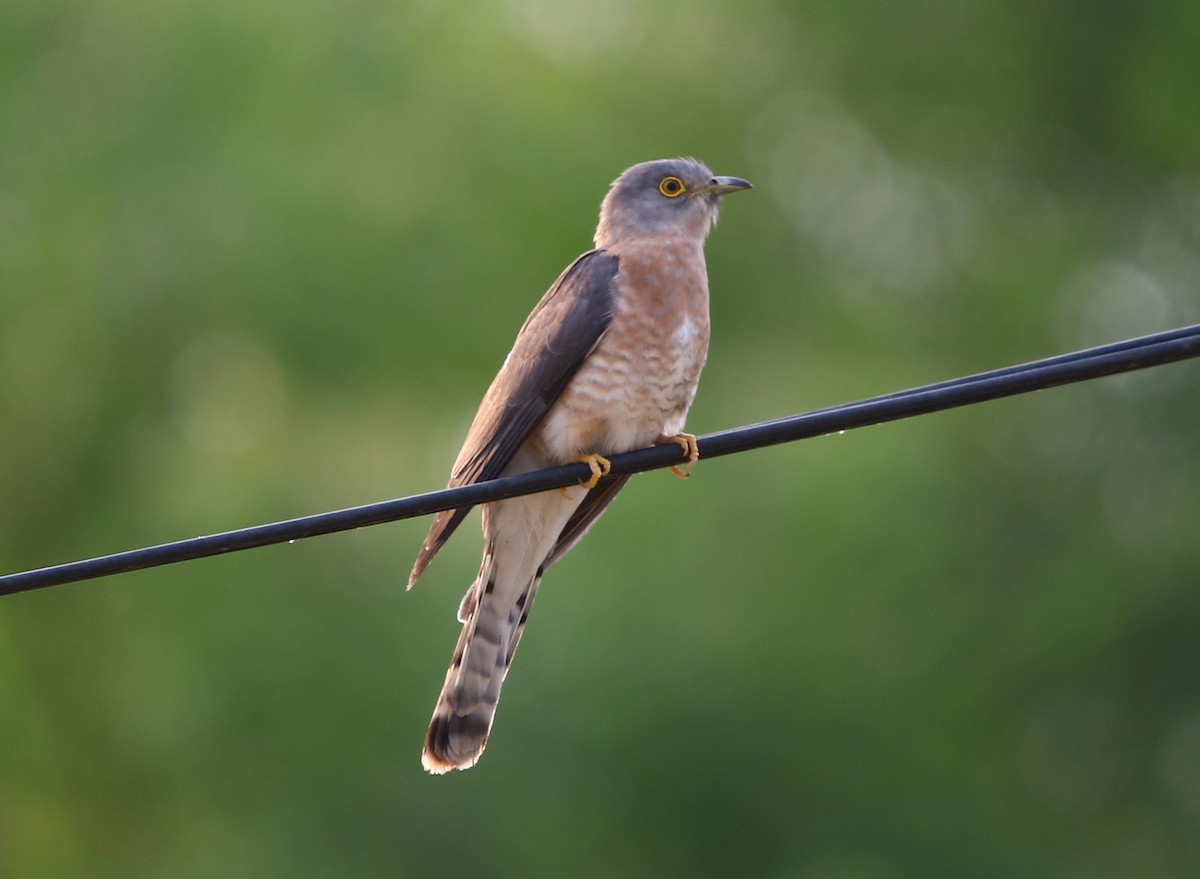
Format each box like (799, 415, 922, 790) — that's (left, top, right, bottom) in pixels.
(534, 321, 707, 461)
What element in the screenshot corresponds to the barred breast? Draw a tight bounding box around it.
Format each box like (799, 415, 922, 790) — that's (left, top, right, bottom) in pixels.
(535, 236, 711, 462)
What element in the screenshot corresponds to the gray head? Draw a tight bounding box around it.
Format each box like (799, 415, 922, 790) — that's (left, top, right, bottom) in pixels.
(593, 158, 752, 250)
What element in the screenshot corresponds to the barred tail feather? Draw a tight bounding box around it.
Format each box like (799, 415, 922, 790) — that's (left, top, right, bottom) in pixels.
(421, 565, 543, 774)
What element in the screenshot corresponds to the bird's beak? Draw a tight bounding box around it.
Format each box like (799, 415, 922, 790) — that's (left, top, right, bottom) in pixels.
(691, 176, 753, 198)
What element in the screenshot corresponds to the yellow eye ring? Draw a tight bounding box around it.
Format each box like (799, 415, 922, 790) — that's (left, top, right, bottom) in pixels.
(658, 176, 686, 198)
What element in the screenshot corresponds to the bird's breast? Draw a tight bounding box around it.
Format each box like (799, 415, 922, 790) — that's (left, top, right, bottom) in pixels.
(535, 238, 711, 461)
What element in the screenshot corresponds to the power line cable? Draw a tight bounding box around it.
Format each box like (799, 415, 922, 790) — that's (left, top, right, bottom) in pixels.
(2, 323, 1198, 598)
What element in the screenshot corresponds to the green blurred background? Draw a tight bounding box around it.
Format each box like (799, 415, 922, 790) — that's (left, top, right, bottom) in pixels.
(3, 0, 1200, 876)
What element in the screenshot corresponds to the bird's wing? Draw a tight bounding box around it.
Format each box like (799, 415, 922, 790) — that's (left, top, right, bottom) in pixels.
(408, 249, 620, 586)
(544, 473, 631, 570)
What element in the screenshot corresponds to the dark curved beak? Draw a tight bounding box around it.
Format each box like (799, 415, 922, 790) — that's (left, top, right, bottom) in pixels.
(691, 176, 753, 198)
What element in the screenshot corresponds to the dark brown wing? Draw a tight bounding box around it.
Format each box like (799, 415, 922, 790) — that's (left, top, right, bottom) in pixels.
(408, 249, 620, 586)
(544, 473, 631, 570)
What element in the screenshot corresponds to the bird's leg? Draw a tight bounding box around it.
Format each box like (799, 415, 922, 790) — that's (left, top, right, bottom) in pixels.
(576, 453, 612, 490)
(654, 433, 699, 479)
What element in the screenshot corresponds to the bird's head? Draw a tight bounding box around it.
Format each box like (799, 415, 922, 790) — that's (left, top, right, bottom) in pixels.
(594, 158, 752, 250)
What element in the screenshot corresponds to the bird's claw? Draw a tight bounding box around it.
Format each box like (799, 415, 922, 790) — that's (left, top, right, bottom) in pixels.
(577, 453, 612, 490)
(655, 433, 699, 479)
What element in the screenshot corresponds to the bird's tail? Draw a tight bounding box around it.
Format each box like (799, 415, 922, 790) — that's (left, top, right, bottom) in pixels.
(421, 554, 543, 774)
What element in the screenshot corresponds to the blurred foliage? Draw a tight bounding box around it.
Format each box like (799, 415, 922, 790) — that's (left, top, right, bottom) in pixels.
(3, 0, 1200, 876)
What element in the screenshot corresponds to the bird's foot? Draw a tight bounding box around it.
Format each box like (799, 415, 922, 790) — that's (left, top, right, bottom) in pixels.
(654, 433, 699, 479)
(576, 453, 612, 490)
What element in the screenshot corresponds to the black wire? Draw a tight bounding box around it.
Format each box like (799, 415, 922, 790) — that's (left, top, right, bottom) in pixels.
(3, 323, 1199, 598)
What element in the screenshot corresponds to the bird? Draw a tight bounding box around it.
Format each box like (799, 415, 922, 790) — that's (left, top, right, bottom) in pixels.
(408, 158, 751, 773)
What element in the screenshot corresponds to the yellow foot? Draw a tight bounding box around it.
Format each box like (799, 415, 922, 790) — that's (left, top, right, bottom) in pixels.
(577, 453, 612, 490)
(655, 433, 699, 479)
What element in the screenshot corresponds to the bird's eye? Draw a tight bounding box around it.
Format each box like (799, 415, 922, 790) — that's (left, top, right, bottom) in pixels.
(658, 176, 686, 198)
